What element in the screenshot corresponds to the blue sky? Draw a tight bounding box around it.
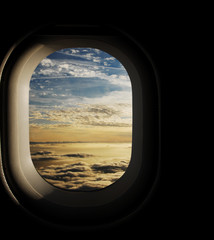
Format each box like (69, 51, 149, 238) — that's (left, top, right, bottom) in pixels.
(29, 48, 132, 140)
(30, 48, 131, 106)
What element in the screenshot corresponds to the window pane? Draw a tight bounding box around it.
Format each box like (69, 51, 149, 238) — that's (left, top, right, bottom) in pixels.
(29, 48, 132, 191)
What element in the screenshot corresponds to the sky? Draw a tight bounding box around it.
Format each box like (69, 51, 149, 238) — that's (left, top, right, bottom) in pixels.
(29, 48, 132, 142)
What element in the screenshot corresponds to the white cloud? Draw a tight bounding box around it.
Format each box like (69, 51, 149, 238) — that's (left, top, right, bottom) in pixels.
(71, 49, 80, 54)
(40, 58, 55, 67)
(58, 63, 70, 70)
(30, 103, 132, 128)
(93, 58, 101, 63)
(105, 57, 115, 61)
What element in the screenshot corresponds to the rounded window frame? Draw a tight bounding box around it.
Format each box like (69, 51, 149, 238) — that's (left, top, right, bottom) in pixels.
(0, 25, 160, 225)
(29, 46, 134, 192)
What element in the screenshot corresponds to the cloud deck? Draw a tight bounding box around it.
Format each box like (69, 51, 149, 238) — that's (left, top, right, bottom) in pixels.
(36, 158, 129, 191)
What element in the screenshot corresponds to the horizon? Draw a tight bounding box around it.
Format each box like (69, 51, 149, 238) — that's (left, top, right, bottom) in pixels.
(30, 140, 132, 144)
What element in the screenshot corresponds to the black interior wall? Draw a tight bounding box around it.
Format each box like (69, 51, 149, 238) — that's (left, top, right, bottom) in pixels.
(0, 17, 181, 237)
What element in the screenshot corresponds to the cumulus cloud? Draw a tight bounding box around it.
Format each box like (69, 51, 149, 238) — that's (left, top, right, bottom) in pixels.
(36, 159, 129, 191)
(40, 58, 55, 67)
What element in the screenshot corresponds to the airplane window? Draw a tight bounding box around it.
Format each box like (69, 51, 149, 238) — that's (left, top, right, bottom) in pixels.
(0, 24, 160, 227)
(29, 48, 132, 191)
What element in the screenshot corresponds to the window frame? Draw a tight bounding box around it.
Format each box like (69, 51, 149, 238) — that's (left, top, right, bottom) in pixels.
(0, 25, 160, 226)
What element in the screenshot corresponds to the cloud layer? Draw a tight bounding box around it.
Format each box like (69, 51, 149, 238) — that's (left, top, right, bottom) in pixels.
(30, 103, 132, 128)
(36, 159, 129, 191)
(31, 141, 131, 191)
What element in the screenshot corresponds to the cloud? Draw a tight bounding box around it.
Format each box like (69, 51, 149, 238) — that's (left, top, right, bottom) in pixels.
(36, 158, 129, 191)
(30, 103, 132, 128)
(63, 153, 94, 158)
(91, 161, 128, 173)
(40, 58, 55, 67)
(31, 151, 52, 155)
(33, 157, 58, 161)
(31, 47, 130, 91)
(31, 152, 94, 161)
(30, 123, 71, 129)
(105, 57, 115, 61)
(57, 48, 103, 64)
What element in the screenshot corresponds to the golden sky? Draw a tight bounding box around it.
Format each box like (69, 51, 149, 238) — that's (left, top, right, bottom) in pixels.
(30, 125, 132, 143)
